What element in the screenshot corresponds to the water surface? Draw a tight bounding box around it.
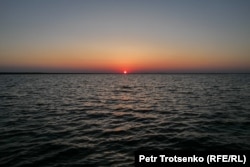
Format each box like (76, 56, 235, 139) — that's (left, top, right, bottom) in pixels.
(0, 74, 250, 166)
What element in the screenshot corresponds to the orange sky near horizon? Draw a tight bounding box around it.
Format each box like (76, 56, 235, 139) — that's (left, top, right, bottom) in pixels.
(1, 42, 249, 73)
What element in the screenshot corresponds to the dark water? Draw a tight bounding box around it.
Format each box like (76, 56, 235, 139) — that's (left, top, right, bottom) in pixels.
(0, 74, 250, 166)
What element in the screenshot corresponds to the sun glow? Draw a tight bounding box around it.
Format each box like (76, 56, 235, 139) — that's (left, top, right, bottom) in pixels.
(123, 70, 127, 74)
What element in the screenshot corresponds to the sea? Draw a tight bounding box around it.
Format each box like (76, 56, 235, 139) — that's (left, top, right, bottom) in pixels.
(0, 74, 250, 166)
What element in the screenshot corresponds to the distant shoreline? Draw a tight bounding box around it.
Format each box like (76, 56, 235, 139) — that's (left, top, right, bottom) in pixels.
(0, 72, 249, 75)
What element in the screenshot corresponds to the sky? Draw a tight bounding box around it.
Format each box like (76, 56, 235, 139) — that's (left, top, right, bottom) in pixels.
(0, 0, 250, 73)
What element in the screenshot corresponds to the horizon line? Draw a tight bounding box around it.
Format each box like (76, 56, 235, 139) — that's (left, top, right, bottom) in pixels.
(0, 72, 250, 75)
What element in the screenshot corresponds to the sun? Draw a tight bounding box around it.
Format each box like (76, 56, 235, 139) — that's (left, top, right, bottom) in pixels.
(123, 70, 127, 74)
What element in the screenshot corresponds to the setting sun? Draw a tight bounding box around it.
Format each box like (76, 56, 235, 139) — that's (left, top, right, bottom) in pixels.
(123, 70, 127, 74)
